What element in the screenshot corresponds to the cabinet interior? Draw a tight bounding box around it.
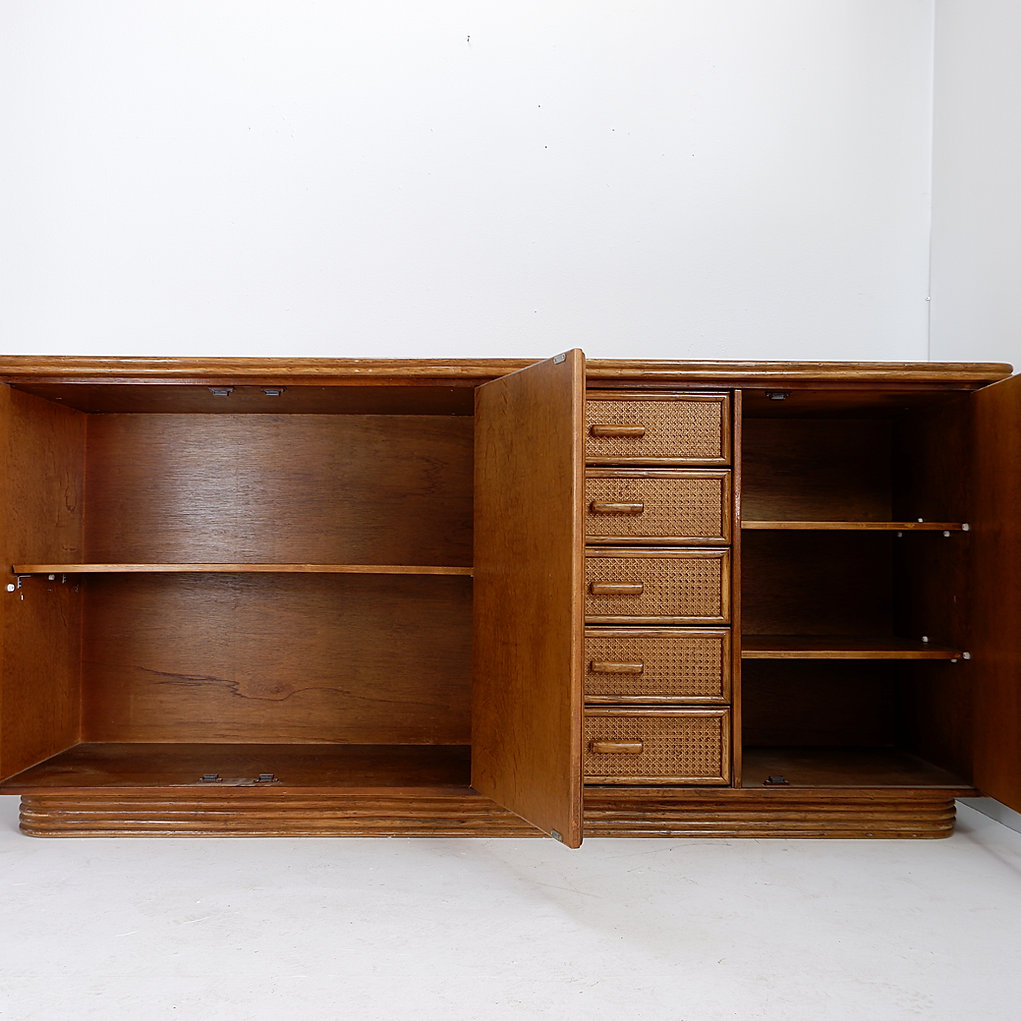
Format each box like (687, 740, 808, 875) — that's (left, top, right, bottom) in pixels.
(738, 388, 974, 790)
(1, 383, 477, 791)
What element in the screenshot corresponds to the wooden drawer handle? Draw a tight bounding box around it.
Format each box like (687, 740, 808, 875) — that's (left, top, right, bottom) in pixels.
(589, 739, 644, 755)
(588, 582, 644, 596)
(589, 424, 646, 438)
(589, 501, 645, 515)
(590, 660, 645, 675)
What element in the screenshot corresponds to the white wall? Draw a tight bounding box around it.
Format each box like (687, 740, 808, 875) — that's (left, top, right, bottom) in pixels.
(0, 1, 935, 361)
(929, 0, 1021, 368)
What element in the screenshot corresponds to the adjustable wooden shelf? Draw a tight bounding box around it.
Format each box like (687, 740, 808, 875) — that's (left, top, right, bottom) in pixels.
(1, 354, 1018, 840)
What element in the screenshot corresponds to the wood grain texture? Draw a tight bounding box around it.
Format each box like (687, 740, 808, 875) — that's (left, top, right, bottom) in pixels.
(18, 791, 537, 836)
(742, 521, 965, 531)
(739, 388, 982, 418)
(741, 747, 973, 790)
(81, 573, 472, 744)
(0, 743, 472, 792)
(83, 414, 473, 567)
(14, 563, 473, 576)
(472, 352, 584, 847)
(585, 362, 1010, 386)
(10, 383, 476, 416)
(0, 387, 85, 782)
(0, 356, 1008, 386)
(968, 373, 1021, 812)
(741, 531, 892, 636)
(730, 389, 742, 786)
(2, 357, 1014, 843)
(17, 787, 958, 838)
(3, 387, 86, 563)
(0, 357, 534, 383)
(741, 418, 893, 522)
(582, 788, 958, 838)
(741, 635, 965, 659)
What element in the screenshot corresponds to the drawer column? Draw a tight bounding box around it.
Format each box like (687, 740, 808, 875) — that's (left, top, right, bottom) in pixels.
(583, 391, 735, 787)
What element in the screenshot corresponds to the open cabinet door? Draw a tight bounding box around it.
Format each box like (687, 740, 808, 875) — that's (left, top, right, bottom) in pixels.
(970, 372, 1021, 813)
(472, 350, 585, 846)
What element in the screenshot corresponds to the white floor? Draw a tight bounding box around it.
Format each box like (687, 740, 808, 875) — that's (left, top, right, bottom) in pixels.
(1, 800, 1020, 1021)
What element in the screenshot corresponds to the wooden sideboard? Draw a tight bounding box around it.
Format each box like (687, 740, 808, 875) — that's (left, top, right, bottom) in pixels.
(1, 353, 1018, 841)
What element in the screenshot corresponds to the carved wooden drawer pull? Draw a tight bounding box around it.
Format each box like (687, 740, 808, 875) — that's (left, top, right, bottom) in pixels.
(589, 501, 645, 515)
(588, 582, 644, 596)
(589, 660, 645, 674)
(589, 424, 646, 438)
(589, 739, 645, 755)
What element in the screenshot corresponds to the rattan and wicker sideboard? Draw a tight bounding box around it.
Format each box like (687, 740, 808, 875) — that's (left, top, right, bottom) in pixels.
(0, 354, 1018, 841)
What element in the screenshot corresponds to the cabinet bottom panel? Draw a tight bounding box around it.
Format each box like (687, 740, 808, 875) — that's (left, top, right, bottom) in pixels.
(0, 742, 473, 793)
(741, 747, 974, 790)
(19, 788, 958, 839)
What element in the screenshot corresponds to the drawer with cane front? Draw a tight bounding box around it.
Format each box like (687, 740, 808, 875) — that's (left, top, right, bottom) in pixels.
(584, 628, 731, 704)
(585, 469, 731, 545)
(584, 708, 731, 784)
(585, 548, 730, 625)
(585, 392, 730, 466)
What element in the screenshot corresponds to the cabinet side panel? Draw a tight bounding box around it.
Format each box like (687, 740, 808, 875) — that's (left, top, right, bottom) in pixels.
(731, 390, 742, 786)
(969, 374, 1021, 810)
(472, 352, 584, 846)
(0, 387, 84, 781)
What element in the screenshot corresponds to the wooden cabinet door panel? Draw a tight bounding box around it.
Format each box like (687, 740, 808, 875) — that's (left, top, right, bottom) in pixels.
(472, 351, 585, 846)
(970, 372, 1021, 813)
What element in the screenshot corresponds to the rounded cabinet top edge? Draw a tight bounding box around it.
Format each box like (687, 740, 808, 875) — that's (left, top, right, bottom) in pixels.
(0, 356, 1012, 388)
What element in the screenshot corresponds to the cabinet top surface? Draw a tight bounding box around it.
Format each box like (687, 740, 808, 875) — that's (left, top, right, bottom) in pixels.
(0, 356, 1012, 388)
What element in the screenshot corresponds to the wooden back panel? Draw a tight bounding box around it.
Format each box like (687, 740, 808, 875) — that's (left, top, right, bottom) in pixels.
(741, 418, 893, 522)
(472, 352, 585, 846)
(83, 414, 473, 566)
(741, 531, 893, 636)
(81, 573, 472, 745)
(741, 661, 899, 747)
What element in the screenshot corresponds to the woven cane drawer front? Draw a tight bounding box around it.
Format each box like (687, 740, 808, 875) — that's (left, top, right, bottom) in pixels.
(585, 393, 730, 466)
(585, 470, 730, 545)
(584, 629, 730, 704)
(585, 550, 730, 624)
(584, 709, 730, 784)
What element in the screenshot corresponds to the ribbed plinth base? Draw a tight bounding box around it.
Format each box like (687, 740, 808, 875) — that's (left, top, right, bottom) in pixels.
(19, 787, 957, 839)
